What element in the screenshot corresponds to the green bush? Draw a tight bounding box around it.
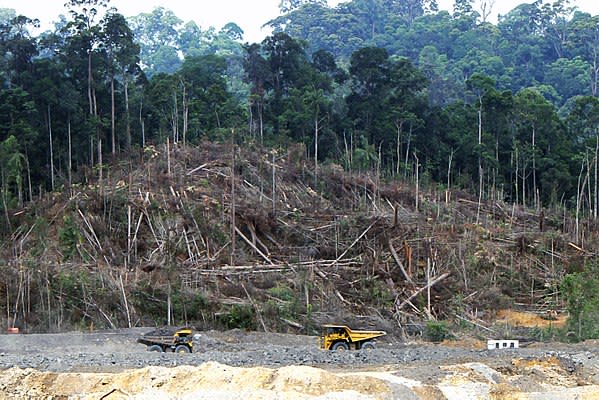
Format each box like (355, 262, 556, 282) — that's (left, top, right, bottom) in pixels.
(218, 304, 256, 330)
(268, 284, 295, 302)
(561, 261, 599, 341)
(425, 320, 452, 342)
(58, 215, 81, 260)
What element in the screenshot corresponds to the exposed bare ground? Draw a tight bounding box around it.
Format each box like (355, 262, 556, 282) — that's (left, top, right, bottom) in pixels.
(1, 327, 599, 399)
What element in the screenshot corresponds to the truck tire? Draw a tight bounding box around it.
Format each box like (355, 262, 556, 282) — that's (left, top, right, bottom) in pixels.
(148, 345, 164, 352)
(175, 345, 191, 353)
(361, 341, 376, 350)
(331, 341, 349, 352)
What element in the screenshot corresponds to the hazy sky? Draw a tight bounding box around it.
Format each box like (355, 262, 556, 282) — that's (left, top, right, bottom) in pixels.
(2, 0, 598, 43)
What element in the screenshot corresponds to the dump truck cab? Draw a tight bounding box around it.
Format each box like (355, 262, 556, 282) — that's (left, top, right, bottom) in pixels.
(320, 324, 386, 351)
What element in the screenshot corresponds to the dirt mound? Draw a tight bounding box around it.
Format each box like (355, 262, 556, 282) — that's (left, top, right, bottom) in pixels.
(0, 362, 393, 400)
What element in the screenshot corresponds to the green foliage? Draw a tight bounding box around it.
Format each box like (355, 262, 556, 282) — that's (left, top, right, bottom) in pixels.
(268, 284, 296, 302)
(561, 261, 599, 341)
(425, 320, 452, 342)
(218, 304, 256, 330)
(58, 215, 82, 261)
(265, 283, 306, 324)
(530, 324, 564, 342)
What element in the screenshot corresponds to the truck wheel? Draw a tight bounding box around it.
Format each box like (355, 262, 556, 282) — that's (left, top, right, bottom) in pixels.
(332, 342, 349, 352)
(175, 345, 191, 353)
(361, 341, 376, 351)
(148, 345, 164, 352)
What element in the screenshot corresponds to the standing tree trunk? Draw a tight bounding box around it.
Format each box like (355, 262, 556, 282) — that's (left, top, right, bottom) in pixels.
(111, 76, 116, 156)
(68, 116, 72, 189)
(447, 149, 454, 203)
(48, 105, 54, 192)
(532, 124, 538, 210)
(139, 96, 145, 148)
(595, 134, 598, 219)
(272, 151, 276, 216)
(404, 123, 413, 180)
(172, 91, 178, 143)
(124, 73, 131, 152)
(395, 120, 404, 177)
(477, 96, 483, 223)
(88, 52, 93, 115)
(230, 136, 236, 266)
(182, 83, 188, 148)
(414, 152, 419, 212)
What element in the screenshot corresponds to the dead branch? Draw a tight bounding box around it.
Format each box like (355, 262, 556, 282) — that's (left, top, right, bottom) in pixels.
(235, 226, 274, 265)
(331, 219, 378, 267)
(281, 317, 303, 329)
(395, 272, 450, 311)
(388, 239, 414, 284)
(241, 283, 268, 332)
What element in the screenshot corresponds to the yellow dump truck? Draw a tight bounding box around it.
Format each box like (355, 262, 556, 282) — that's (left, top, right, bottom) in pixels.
(320, 324, 387, 351)
(137, 327, 194, 353)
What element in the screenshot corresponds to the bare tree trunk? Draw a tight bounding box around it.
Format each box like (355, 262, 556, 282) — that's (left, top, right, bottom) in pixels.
(166, 137, 171, 176)
(414, 152, 419, 212)
(595, 134, 598, 219)
(592, 48, 599, 96)
(477, 97, 483, 223)
(404, 123, 413, 180)
(272, 151, 276, 216)
(124, 74, 131, 152)
(48, 105, 54, 192)
(395, 121, 404, 177)
(172, 92, 178, 143)
(532, 124, 538, 209)
(2, 191, 11, 231)
(514, 147, 519, 205)
(88, 52, 93, 115)
(167, 284, 172, 326)
(25, 155, 32, 202)
(111, 77, 116, 155)
(68, 117, 72, 189)
(522, 162, 526, 208)
(314, 114, 319, 188)
(426, 257, 431, 317)
(259, 101, 264, 145)
(182, 81, 187, 148)
(231, 137, 236, 266)
(139, 96, 145, 148)
(98, 137, 103, 183)
(576, 160, 588, 242)
(447, 149, 454, 203)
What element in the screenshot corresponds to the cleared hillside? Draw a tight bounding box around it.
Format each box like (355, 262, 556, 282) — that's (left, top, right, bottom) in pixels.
(0, 141, 595, 338)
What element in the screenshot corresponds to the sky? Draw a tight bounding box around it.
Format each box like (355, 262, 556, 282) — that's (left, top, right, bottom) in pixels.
(1, 0, 598, 43)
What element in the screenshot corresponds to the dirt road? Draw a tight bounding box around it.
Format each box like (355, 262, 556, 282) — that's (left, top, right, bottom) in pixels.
(0, 328, 599, 399)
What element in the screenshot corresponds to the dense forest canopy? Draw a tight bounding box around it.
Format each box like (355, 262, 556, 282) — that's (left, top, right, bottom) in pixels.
(1, 0, 599, 225)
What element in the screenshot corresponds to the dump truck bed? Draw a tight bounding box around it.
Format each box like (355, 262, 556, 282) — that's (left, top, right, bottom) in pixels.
(137, 334, 179, 347)
(322, 324, 386, 341)
(137, 327, 194, 352)
(320, 324, 387, 350)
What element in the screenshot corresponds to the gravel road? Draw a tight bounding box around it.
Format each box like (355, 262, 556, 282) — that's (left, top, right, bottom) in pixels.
(0, 327, 598, 380)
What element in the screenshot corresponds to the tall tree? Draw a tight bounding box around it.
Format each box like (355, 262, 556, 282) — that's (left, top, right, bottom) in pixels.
(570, 14, 599, 96)
(100, 11, 140, 153)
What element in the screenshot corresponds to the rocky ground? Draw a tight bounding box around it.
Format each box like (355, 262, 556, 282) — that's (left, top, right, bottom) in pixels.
(1, 328, 599, 399)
